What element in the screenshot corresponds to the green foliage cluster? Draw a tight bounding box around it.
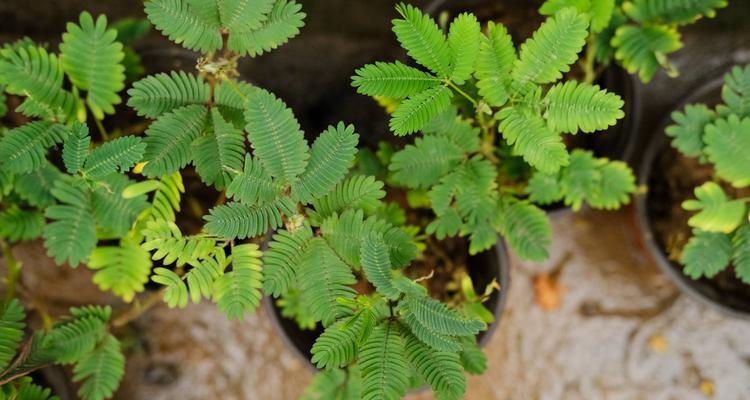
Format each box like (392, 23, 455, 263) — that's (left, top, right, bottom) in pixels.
(540, 0, 727, 82)
(352, 4, 636, 260)
(0, 300, 124, 400)
(665, 64, 750, 284)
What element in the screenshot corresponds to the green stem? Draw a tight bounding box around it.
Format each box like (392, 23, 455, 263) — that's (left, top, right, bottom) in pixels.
(1, 239, 21, 301)
(94, 118, 110, 141)
(581, 37, 597, 84)
(445, 79, 477, 106)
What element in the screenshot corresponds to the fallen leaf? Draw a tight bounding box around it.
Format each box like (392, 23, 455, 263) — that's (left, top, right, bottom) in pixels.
(700, 379, 714, 397)
(533, 272, 565, 311)
(648, 334, 669, 353)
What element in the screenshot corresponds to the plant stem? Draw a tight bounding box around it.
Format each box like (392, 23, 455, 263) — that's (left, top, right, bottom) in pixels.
(111, 288, 166, 328)
(94, 118, 110, 141)
(445, 79, 477, 106)
(1, 239, 21, 302)
(581, 37, 597, 84)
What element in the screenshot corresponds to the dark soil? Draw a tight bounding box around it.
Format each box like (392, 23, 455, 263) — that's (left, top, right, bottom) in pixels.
(647, 138, 750, 312)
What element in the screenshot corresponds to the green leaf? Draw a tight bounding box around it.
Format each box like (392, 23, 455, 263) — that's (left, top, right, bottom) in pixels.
(72, 334, 125, 400)
(311, 316, 362, 370)
(151, 267, 189, 308)
(612, 25, 681, 83)
(392, 3, 451, 77)
(447, 13, 481, 84)
(682, 182, 746, 233)
(475, 22, 515, 107)
(422, 107, 481, 153)
(60, 12, 125, 119)
(500, 202, 551, 262)
(544, 81, 624, 134)
(398, 302, 460, 352)
(403, 330, 466, 400)
(217, 0, 275, 33)
(540, 0, 615, 33)
(192, 108, 245, 189)
(263, 225, 313, 297)
(183, 249, 227, 304)
(360, 235, 399, 298)
(390, 85, 453, 136)
(458, 336, 486, 375)
(722, 64, 750, 117)
(14, 162, 63, 208)
(301, 367, 362, 400)
(0, 46, 77, 119)
(62, 122, 91, 174)
(703, 116, 750, 187)
(84, 136, 146, 180)
(92, 174, 148, 237)
(352, 61, 441, 99)
(666, 104, 715, 158)
(0, 122, 70, 174)
(732, 224, 750, 284)
(45, 315, 106, 364)
(225, 154, 283, 205)
(43, 180, 96, 267)
(389, 135, 464, 189)
(402, 294, 485, 337)
(88, 238, 152, 302)
(497, 107, 569, 174)
(204, 197, 295, 239)
(127, 71, 210, 118)
(0, 299, 25, 371)
(292, 122, 359, 204)
(296, 238, 357, 326)
(226, 0, 305, 57)
(145, 0, 222, 53)
(559, 149, 599, 211)
(213, 244, 263, 320)
(512, 8, 589, 84)
(141, 218, 218, 266)
(623, 0, 727, 25)
(310, 175, 385, 221)
(588, 160, 635, 210)
(0, 206, 45, 242)
(359, 322, 409, 400)
(681, 230, 732, 279)
(525, 172, 563, 204)
(244, 88, 309, 183)
(142, 104, 208, 177)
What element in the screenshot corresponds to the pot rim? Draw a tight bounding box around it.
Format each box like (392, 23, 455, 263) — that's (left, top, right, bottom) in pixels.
(634, 75, 750, 320)
(262, 237, 513, 375)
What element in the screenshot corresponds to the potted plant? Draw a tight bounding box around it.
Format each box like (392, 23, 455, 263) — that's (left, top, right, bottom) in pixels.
(1, 1, 508, 399)
(351, 3, 638, 261)
(635, 64, 750, 318)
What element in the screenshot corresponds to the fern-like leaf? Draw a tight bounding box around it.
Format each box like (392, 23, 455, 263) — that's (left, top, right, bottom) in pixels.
(0, 206, 45, 242)
(60, 12, 125, 119)
(127, 71, 210, 118)
(62, 122, 91, 175)
(512, 8, 588, 84)
(666, 104, 714, 157)
(722, 64, 750, 117)
(14, 162, 63, 208)
(84, 136, 146, 180)
(204, 197, 295, 239)
(226, 0, 305, 57)
(244, 88, 309, 183)
(682, 182, 746, 233)
(72, 334, 124, 400)
(263, 225, 313, 297)
(588, 160, 635, 210)
(389, 135, 464, 189)
(43, 179, 96, 267)
(681, 230, 732, 279)
(151, 267, 189, 308)
(311, 316, 362, 370)
(92, 174, 149, 236)
(292, 122, 359, 204)
(475, 22, 515, 107)
(559, 149, 599, 210)
(352, 61, 441, 99)
(612, 25, 681, 82)
(87, 239, 152, 302)
(184, 249, 227, 304)
(403, 330, 466, 400)
(145, 0, 222, 53)
(213, 244, 263, 320)
(360, 235, 399, 298)
(0, 299, 25, 371)
(225, 154, 283, 205)
(297, 238, 357, 326)
(44, 316, 106, 364)
(732, 224, 750, 284)
(447, 13, 481, 84)
(393, 3, 451, 77)
(458, 336, 487, 375)
(359, 322, 409, 400)
(500, 202, 551, 262)
(141, 219, 218, 266)
(623, 0, 727, 25)
(142, 104, 208, 177)
(310, 175, 385, 221)
(703, 115, 750, 187)
(192, 108, 245, 189)
(0, 122, 70, 174)
(390, 85, 452, 136)
(544, 81, 624, 134)
(497, 107, 569, 173)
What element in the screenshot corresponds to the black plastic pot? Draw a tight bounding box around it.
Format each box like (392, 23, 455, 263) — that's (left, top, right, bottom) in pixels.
(634, 76, 750, 319)
(263, 239, 511, 374)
